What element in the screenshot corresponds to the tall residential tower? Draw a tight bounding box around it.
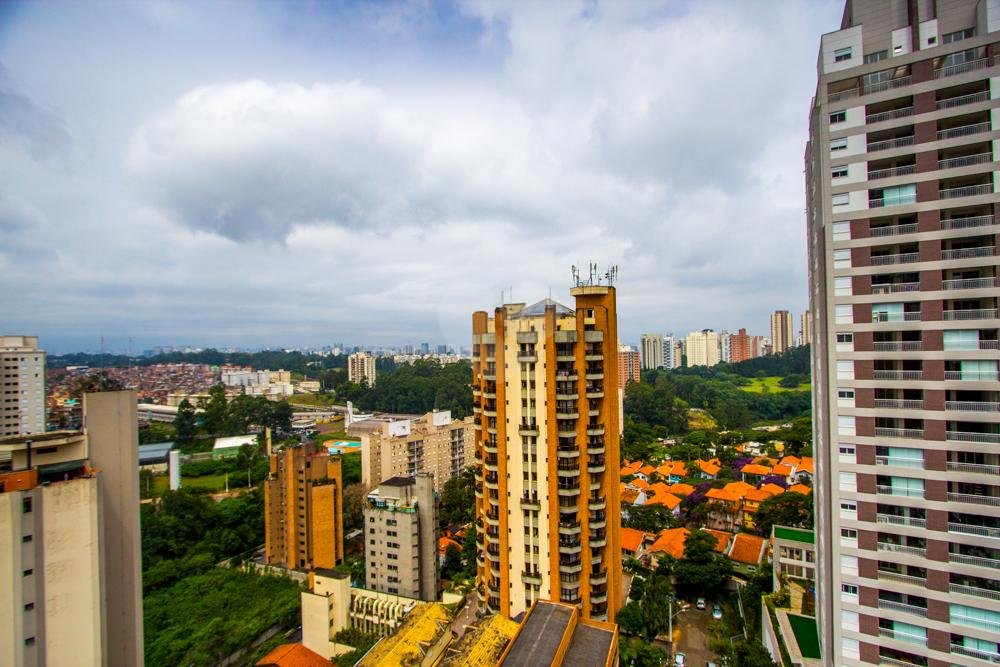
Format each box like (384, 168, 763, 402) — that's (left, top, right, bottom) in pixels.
(808, 2, 1000, 664)
(471, 286, 622, 622)
(1, 336, 45, 436)
(771, 310, 795, 354)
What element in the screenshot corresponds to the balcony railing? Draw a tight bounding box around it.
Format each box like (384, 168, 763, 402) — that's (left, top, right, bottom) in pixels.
(876, 485, 925, 498)
(867, 135, 916, 152)
(871, 252, 920, 265)
(874, 399, 924, 410)
(948, 492, 1000, 507)
(949, 552, 1000, 569)
(865, 75, 913, 95)
(867, 106, 914, 124)
(948, 461, 1000, 476)
(941, 246, 996, 260)
(950, 583, 1000, 601)
(876, 513, 926, 528)
(879, 657, 925, 667)
(947, 431, 1000, 443)
(949, 522, 1000, 538)
(946, 401, 1000, 412)
(871, 222, 918, 237)
(943, 277, 998, 290)
(942, 214, 995, 230)
(937, 122, 992, 141)
(878, 628, 926, 645)
(873, 341, 922, 351)
(875, 454, 924, 467)
(938, 152, 993, 170)
(872, 282, 920, 294)
(869, 164, 917, 180)
(942, 308, 998, 320)
(878, 570, 928, 587)
(874, 370, 923, 380)
(877, 542, 927, 556)
(950, 643, 1000, 663)
(877, 599, 928, 617)
(940, 183, 994, 199)
(944, 370, 999, 381)
(937, 90, 991, 110)
(874, 427, 925, 439)
(934, 55, 999, 79)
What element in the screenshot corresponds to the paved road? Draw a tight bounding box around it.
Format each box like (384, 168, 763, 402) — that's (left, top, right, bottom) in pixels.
(673, 607, 717, 666)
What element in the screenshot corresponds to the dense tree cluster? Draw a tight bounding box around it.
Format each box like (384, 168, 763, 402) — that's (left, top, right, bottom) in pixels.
(752, 492, 814, 536)
(335, 359, 473, 418)
(173, 384, 292, 452)
(672, 529, 734, 598)
(438, 467, 476, 529)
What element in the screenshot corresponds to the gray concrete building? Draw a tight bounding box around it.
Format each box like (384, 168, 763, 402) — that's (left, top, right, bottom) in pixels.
(1, 336, 46, 437)
(364, 474, 438, 601)
(639, 334, 664, 370)
(807, 2, 1000, 664)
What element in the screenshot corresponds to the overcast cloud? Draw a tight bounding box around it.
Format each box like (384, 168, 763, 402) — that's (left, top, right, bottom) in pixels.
(0, 0, 842, 354)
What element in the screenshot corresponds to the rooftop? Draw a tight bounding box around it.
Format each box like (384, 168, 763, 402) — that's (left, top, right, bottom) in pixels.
(511, 298, 575, 318)
(357, 603, 452, 666)
(773, 526, 815, 545)
(255, 643, 330, 667)
(440, 613, 519, 666)
(499, 600, 617, 667)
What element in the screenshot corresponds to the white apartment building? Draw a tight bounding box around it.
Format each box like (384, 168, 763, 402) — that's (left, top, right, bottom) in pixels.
(640, 334, 664, 370)
(685, 329, 720, 367)
(1, 336, 45, 437)
(348, 352, 377, 386)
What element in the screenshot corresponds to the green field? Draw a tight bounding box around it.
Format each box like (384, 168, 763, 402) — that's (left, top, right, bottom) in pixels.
(151, 472, 232, 494)
(290, 393, 336, 407)
(739, 376, 811, 394)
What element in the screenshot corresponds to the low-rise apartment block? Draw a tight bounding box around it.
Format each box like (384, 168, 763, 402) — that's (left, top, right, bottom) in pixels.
(360, 411, 474, 491)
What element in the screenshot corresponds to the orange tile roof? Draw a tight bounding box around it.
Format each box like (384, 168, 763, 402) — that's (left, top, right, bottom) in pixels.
(705, 529, 732, 553)
(621, 488, 641, 504)
(696, 459, 721, 476)
(745, 487, 776, 503)
(724, 481, 756, 497)
(751, 456, 774, 466)
(771, 464, 794, 477)
(760, 483, 786, 496)
(630, 478, 650, 490)
(648, 528, 690, 559)
(788, 483, 812, 495)
(706, 488, 742, 504)
(741, 463, 773, 476)
(648, 492, 682, 510)
(256, 643, 330, 667)
(667, 482, 695, 497)
(621, 527, 648, 553)
(439, 536, 462, 555)
(778, 456, 801, 467)
(639, 465, 656, 476)
(646, 481, 671, 497)
(798, 458, 814, 474)
(621, 461, 644, 476)
(728, 533, 766, 565)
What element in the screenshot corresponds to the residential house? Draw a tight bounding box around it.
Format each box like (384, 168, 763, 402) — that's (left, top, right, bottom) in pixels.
(646, 527, 691, 564)
(621, 527, 649, 560)
(728, 532, 767, 575)
(742, 486, 783, 530)
(740, 462, 773, 485)
(694, 459, 721, 480)
(656, 460, 688, 483)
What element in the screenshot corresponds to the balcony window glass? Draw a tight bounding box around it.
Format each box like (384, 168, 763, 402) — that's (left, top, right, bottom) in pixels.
(862, 68, 893, 87)
(942, 28, 974, 44)
(832, 193, 850, 206)
(962, 637, 999, 654)
(944, 330, 979, 350)
(882, 183, 916, 206)
(951, 603, 1000, 631)
(835, 277, 851, 295)
(960, 359, 997, 380)
(889, 476, 924, 496)
(833, 221, 851, 241)
(942, 48, 977, 67)
(872, 302, 903, 322)
(834, 47, 853, 62)
(835, 304, 853, 323)
(887, 447, 923, 466)
(892, 621, 927, 642)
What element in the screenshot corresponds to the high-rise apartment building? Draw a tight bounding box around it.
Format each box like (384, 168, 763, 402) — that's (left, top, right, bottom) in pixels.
(348, 352, 376, 386)
(264, 442, 344, 570)
(0, 391, 143, 667)
(471, 287, 622, 622)
(771, 310, 795, 354)
(685, 329, 720, 367)
(663, 334, 680, 370)
(360, 410, 474, 491)
(801, 310, 814, 347)
(618, 345, 641, 387)
(752, 335, 770, 358)
(718, 330, 732, 363)
(730, 328, 753, 363)
(1, 336, 46, 436)
(364, 474, 438, 601)
(808, 3, 1000, 664)
(640, 334, 664, 370)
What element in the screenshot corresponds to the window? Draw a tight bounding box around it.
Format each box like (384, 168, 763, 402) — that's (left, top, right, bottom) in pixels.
(835, 276, 852, 295)
(839, 472, 857, 491)
(943, 329, 979, 351)
(832, 166, 849, 179)
(832, 221, 851, 241)
(21, 535, 31, 543)
(841, 528, 858, 539)
(834, 46, 853, 62)
(840, 500, 857, 512)
(23, 569, 33, 577)
(881, 183, 916, 206)
(830, 111, 846, 124)
(951, 603, 1000, 631)
(943, 28, 974, 44)
(831, 138, 848, 152)
(835, 304, 853, 324)
(22, 497, 31, 514)
(24, 637, 35, 647)
(838, 415, 856, 436)
(834, 249, 851, 268)
(864, 50, 888, 64)
(836, 333, 854, 344)
(842, 583, 859, 596)
(832, 193, 850, 206)
(838, 389, 855, 400)
(837, 360, 854, 379)
(24, 602, 34, 611)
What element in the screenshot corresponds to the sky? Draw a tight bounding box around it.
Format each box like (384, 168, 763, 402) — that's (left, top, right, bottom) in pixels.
(0, 0, 844, 354)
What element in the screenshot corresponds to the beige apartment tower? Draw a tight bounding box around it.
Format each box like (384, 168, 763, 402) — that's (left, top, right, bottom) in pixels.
(264, 442, 344, 570)
(1, 336, 46, 436)
(360, 411, 474, 491)
(771, 310, 795, 354)
(685, 329, 720, 367)
(0, 390, 143, 667)
(348, 352, 376, 386)
(364, 474, 438, 601)
(471, 285, 623, 623)
(640, 334, 665, 370)
(808, 2, 1000, 664)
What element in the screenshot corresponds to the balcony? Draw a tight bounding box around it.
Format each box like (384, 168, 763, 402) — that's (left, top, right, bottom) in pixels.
(949, 551, 1000, 569)
(557, 447, 580, 459)
(878, 571, 928, 587)
(946, 400, 1000, 412)
(943, 277, 998, 290)
(937, 122, 992, 141)
(874, 399, 924, 410)
(590, 592, 608, 604)
(878, 628, 926, 645)
(948, 492, 1000, 507)
(867, 135, 915, 152)
(589, 496, 607, 510)
(948, 461, 1000, 476)
(559, 541, 582, 555)
(874, 341, 923, 351)
(877, 542, 927, 557)
(559, 522, 582, 536)
(937, 90, 990, 110)
(878, 657, 925, 667)
(943, 308, 998, 320)
(949, 582, 1000, 601)
(949, 522, 1000, 538)
(939, 152, 993, 170)
(877, 599, 928, 617)
(947, 431, 1000, 443)
(590, 572, 608, 585)
(522, 570, 542, 585)
(877, 485, 925, 498)
(590, 536, 607, 548)
(876, 513, 926, 528)
(941, 246, 996, 260)
(950, 643, 1000, 663)
(872, 282, 920, 294)
(871, 222, 919, 237)
(871, 252, 920, 265)
(945, 370, 1000, 381)
(874, 370, 923, 381)
(586, 426, 605, 436)
(520, 495, 541, 510)
(867, 106, 914, 124)
(940, 183, 994, 199)
(869, 164, 917, 180)
(875, 455, 923, 468)
(875, 427, 924, 439)
(942, 214, 996, 230)
(557, 486, 581, 497)
(934, 55, 999, 79)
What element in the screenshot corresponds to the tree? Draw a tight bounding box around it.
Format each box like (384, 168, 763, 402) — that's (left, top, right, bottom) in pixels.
(460, 528, 478, 578)
(342, 483, 366, 532)
(440, 544, 463, 581)
(174, 399, 198, 451)
(673, 529, 733, 598)
(202, 384, 229, 436)
(438, 467, 476, 528)
(622, 503, 679, 533)
(754, 491, 814, 536)
(619, 638, 670, 667)
(722, 639, 779, 667)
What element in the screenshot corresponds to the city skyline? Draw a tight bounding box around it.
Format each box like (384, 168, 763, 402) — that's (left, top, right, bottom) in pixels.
(0, 1, 840, 353)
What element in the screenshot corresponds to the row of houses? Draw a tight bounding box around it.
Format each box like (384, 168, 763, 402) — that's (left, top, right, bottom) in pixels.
(621, 526, 768, 575)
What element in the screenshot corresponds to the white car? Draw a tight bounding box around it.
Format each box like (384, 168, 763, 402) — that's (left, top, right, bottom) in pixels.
(712, 604, 723, 620)
(695, 597, 706, 610)
(673, 652, 686, 666)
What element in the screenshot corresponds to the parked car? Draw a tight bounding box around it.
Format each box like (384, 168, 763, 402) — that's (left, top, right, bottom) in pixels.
(695, 597, 706, 610)
(712, 604, 723, 620)
(673, 652, 686, 666)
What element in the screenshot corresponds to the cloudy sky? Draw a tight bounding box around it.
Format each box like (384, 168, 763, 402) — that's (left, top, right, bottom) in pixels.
(1, 0, 843, 354)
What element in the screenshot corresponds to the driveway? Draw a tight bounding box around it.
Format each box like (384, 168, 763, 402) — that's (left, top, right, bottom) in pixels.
(672, 606, 717, 666)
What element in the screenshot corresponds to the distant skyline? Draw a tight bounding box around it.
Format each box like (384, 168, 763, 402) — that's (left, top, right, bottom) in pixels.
(1, 1, 841, 354)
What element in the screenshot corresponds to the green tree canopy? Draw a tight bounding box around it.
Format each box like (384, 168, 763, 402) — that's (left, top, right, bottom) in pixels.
(754, 492, 814, 536)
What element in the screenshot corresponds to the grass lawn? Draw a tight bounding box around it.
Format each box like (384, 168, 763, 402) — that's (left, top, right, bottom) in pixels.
(289, 393, 336, 406)
(787, 613, 821, 659)
(688, 408, 718, 430)
(739, 376, 811, 393)
(152, 472, 231, 494)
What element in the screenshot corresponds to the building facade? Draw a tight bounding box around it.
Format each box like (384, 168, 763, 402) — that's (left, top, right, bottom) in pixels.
(471, 287, 623, 623)
(730, 328, 753, 363)
(348, 352, 377, 386)
(663, 334, 681, 369)
(617, 345, 641, 387)
(364, 474, 438, 601)
(1, 336, 45, 437)
(808, 2, 1000, 664)
(718, 330, 732, 363)
(685, 329, 720, 367)
(801, 310, 814, 347)
(264, 442, 344, 570)
(0, 391, 143, 667)
(771, 310, 795, 355)
(361, 411, 474, 492)
(640, 334, 664, 370)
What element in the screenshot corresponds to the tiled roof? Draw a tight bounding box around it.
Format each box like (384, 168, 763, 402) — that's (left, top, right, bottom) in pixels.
(798, 458, 814, 474)
(705, 529, 732, 553)
(656, 461, 687, 478)
(667, 482, 695, 496)
(745, 487, 777, 503)
(724, 481, 756, 497)
(639, 465, 656, 476)
(256, 643, 330, 667)
(439, 537, 462, 554)
(630, 478, 650, 490)
(706, 488, 742, 504)
(788, 483, 812, 495)
(649, 492, 682, 510)
(647, 527, 690, 559)
(778, 456, 801, 467)
(621, 488, 642, 504)
(760, 483, 786, 496)
(740, 463, 773, 476)
(621, 460, 644, 476)
(696, 459, 721, 476)
(728, 533, 766, 565)
(620, 527, 648, 552)
(771, 464, 794, 477)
